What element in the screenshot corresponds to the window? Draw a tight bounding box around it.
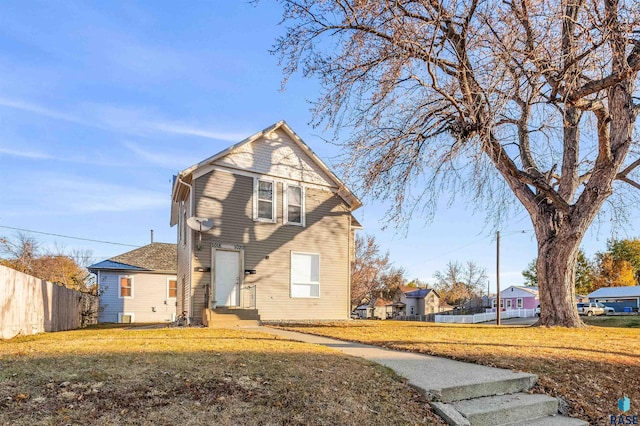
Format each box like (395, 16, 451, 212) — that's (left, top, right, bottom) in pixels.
(492, 299, 496, 308)
(516, 298, 523, 308)
(499, 299, 504, 308)
(118, 313, 135, 323)
(284, 184, 305, 226)
(255, 179, 276, 222)
(119, 276, 133, 298)
(506, 299, 512, 309)
(168, 278, 178, 299)
(291, 252, 320, 298)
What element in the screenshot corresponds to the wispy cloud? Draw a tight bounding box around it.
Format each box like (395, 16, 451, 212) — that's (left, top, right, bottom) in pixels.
(0, 146, 53, 160)
(3, 171, 168, 217)
(147, 122, 247, 142)
(0, 95, 247, 142)
(41, 177, 168, 215)
(123, 141, 201, 170)
(0, 97, 93, 127)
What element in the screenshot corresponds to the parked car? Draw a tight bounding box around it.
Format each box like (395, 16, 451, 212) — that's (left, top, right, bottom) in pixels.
(577, 302, 614, 316)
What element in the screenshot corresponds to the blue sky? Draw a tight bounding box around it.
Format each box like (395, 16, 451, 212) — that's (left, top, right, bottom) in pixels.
(0, 1, 636, 292)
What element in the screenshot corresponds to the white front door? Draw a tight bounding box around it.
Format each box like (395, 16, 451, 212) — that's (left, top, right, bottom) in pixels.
(214, 250, 240, 307)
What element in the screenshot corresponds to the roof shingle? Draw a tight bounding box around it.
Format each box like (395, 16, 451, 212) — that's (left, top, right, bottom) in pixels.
(89, 243, 177, 273)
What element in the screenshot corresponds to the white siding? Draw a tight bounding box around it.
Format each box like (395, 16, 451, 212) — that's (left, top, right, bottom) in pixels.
(213, 128, 336, 187)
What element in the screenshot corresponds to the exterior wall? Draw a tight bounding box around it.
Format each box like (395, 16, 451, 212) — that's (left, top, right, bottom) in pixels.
(213, 128, 336, 187)
(425, 292, 439, 314)
(175, 198, 192, 319)
(493, 296, 538, 310)
(189, 168, 351, 322)
(491, 286, 538, 309)
(98, 271, 177, 323)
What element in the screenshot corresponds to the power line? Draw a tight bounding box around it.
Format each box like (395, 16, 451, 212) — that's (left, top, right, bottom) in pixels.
(0, 225, 141, 248)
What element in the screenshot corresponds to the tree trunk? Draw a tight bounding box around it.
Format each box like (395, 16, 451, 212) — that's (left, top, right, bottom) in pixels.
(534, 214, 585, 327)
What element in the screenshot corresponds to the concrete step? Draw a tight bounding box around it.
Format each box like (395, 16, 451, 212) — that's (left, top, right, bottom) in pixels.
(208, 319, 261, 328)
(435, 373, 538, 403)
(433, 393, 558, 426)
(202, 308, 261, 327)
(505, 415, 589, 425)
(212, 307, 260, 320)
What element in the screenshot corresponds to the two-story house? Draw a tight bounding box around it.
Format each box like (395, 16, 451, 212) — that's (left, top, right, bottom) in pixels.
(170, 121, 362, 324)
(393, 286, 441, 317)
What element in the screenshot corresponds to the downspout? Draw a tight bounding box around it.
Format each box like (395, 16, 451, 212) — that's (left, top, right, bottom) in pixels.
(176, 175, 193, 324)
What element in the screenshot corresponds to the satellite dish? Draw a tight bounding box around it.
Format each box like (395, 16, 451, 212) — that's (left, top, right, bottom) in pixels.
(187, 217, 213, 232)
(186, 217, 213, 251)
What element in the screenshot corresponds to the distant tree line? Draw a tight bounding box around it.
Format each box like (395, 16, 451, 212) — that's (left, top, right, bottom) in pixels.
(351, 234, 487, 309)
(523, 238, 640, 295)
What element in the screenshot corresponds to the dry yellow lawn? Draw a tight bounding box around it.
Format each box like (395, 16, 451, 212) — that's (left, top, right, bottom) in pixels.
(275, 320, 640, 424)
(0, 326, 444, 425)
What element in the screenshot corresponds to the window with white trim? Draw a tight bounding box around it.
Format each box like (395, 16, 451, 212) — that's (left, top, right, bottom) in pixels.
(506, 299, 512, 309)
(516, 298, 523, 308)
(492, 299, 496, 308)
(167, 278, 178, 299)
(284, 184, 305, 226)
(255, 179, 276, 222)
(291, 252, 320, 298)
(119, 276, 134, 298)
(499, 299, 504, 308)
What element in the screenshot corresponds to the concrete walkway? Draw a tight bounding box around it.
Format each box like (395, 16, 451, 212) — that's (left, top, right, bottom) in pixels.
(252, 326, 587, 426)
(255, 326, 534, 402)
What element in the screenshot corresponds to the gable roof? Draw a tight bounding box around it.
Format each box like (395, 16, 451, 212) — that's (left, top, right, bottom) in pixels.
(398, 286, 438, 299)
(588, 286, 640, 299)
(170, 120, 361, 225)
(498, 285, 539, 297)
(374, 297, 393, 307)
(88, 243, 177, 273)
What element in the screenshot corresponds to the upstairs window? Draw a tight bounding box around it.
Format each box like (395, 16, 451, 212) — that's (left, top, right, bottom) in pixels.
(119, 276, 134, 298)
(284, 184, 305, 226)
(255, 179, 276, 222)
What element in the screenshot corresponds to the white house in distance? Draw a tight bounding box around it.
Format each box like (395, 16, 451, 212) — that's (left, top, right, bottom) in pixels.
(490, 286, 539, 310)
(88, 243, 177, 323)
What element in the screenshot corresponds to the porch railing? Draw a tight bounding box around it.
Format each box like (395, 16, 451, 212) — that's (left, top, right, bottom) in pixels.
(241, 285, 256, 309)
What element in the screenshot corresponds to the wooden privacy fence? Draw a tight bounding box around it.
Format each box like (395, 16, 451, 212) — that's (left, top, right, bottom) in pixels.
(0, 264, 98, 339)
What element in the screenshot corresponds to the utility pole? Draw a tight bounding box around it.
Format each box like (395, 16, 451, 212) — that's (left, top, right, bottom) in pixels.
(496, 230, 501, 326)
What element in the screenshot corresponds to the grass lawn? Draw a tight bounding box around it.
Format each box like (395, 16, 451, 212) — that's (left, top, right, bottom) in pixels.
(0, 326, 444, 425)
(583, 314, 640, 328)
(274, 320, 640, 424)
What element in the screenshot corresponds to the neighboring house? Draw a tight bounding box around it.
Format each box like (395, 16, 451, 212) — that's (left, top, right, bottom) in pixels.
(490, 286, 539, 310)
(393, 286, 440, 316)
(588, 286, 640, 312)
(372, 298, 394, 320)
(88, 243, 177, 323)
(170, 121, 362, 323)
(354, 304, 372, 319)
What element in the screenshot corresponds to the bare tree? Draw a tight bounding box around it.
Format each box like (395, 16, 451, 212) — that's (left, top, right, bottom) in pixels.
(351, 234, 404, 308)
(0, 232, 39, 273)
(434, 260, 487, 307)
(274, 0, 640, 326)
